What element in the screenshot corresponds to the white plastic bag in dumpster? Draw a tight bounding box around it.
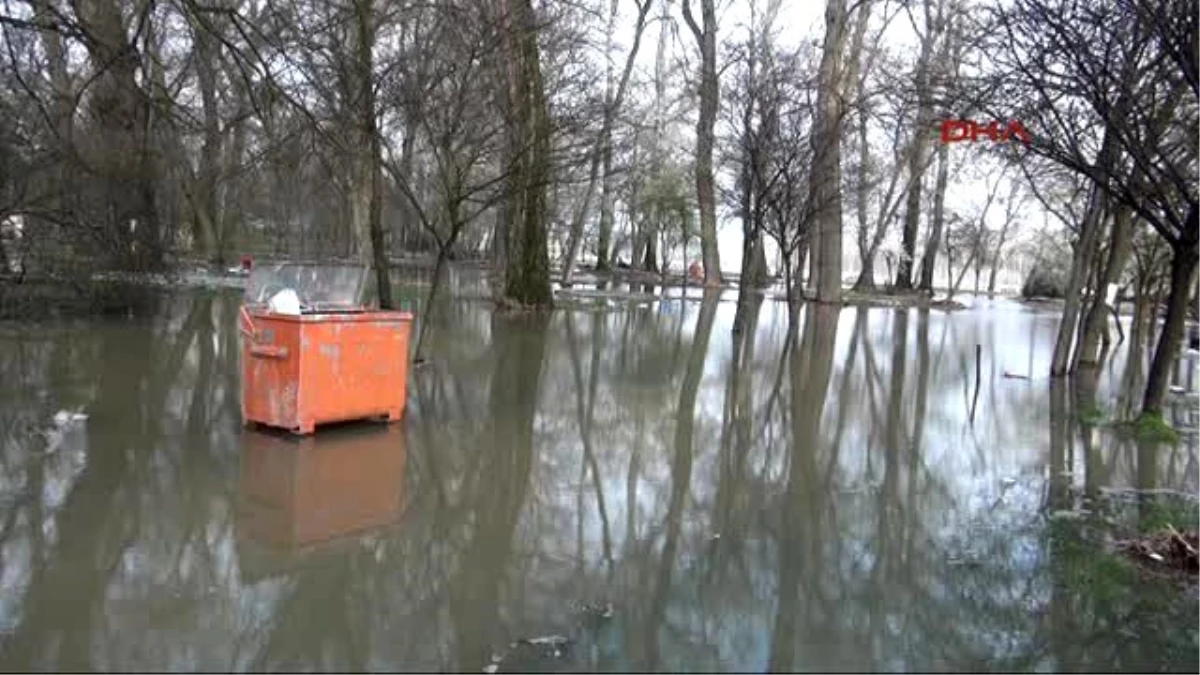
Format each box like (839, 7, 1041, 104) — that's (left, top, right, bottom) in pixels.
(268, 288, 302, 315)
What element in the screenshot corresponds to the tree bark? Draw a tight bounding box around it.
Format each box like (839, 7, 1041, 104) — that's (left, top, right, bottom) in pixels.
(1050, 182, 1106, 376)
(808, 0, 848, 303)
(498, 0, 554, 307)
(682, 0, 723, 286)
(348, 0, 393, 308)
(917, 141, 949, 292)
(1076, 203, 1134, 367)
(1141, 208, 1199, 416)
(190, 11, 222, 260)
(894, 0, 938, 290)
(985, 210, 1013, 297)
(852, 81, 873, 289)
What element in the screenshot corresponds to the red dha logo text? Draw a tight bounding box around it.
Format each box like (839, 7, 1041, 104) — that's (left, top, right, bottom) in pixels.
(940, 120, 1032, 144)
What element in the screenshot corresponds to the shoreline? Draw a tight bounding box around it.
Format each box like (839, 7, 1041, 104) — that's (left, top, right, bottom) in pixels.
(0, 260, 1079, 319)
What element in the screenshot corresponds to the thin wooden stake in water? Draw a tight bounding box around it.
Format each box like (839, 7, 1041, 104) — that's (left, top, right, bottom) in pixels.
(970, 343, 982, 423)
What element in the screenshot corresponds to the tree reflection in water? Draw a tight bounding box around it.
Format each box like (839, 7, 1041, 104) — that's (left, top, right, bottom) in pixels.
(0, 287, 1194, 672)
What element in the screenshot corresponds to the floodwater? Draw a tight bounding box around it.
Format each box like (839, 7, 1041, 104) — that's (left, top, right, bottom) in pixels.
(0, 278, 1197, 672)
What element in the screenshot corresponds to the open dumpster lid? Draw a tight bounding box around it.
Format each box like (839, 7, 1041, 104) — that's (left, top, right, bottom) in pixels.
(244, 262, 378, 313)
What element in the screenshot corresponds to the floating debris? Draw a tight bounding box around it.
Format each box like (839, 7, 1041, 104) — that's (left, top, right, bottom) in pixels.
(1114, 526, 1199, 578)
(1003, 371, 1030, 380)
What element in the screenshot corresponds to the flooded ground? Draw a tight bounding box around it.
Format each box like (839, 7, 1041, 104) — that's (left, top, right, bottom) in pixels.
(0, 276, 1197, 672)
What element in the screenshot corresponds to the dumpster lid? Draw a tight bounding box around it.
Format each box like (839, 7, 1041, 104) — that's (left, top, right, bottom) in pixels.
(244, 262, 378, 312)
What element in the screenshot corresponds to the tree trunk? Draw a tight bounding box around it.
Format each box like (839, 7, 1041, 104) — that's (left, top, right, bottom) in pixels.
(1050, 183, 1106, 376)
(917, 141, 949, 292)
(1076, 203, 1134, 367)
(33, 0, 74, 221)
(218, 92, 250, 258)
(946, 246, 977, 300)
(808, 0, 848, 303)
(498, 0, 554, 307)
(597, 136, 617, 272)
(894, 0, 937, 290)
(1141, 210, 1199, 416)
(77, 0, 161, 269)
(683, 0, 723, 286)
(985, 221, 1011, 298)
(190, 12, 221, 260)
(843, 0, 873, 292)
(851, 66, 874, 290)
(348, 0, 393, 308)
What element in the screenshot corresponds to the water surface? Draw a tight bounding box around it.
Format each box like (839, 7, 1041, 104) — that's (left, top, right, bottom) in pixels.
(0, 283, 1196, 672)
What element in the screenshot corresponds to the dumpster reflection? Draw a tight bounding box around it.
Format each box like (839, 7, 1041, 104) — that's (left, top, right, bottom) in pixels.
(237, 423, 407, 553)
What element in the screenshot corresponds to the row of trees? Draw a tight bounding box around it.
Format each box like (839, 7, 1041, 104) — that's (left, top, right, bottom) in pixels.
(0, 0, 1194, 416)
(0, 0, 1052, 303)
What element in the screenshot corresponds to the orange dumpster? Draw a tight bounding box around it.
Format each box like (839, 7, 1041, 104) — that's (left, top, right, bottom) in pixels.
(239, 262, 412, 435)
(237, 424, 406, 550)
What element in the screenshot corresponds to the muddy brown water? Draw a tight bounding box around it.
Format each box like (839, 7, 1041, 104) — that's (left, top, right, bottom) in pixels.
(0, 280, 1197, 672)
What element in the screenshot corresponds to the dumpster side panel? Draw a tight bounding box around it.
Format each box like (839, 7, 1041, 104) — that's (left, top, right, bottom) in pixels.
(297, 314, 410, 426)
(242, 315, 302, 430)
